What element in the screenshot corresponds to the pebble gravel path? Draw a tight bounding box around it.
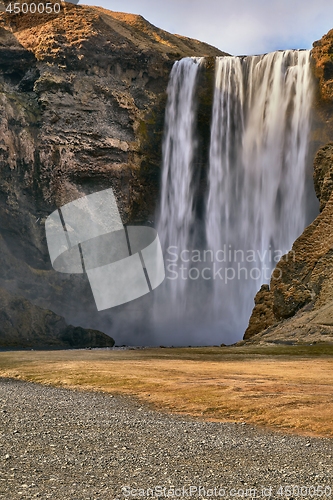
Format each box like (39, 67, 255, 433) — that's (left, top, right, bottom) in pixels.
(0, 379, 332, 499)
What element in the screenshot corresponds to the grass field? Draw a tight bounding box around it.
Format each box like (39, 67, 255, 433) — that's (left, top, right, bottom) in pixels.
(0, 345, 332, 438)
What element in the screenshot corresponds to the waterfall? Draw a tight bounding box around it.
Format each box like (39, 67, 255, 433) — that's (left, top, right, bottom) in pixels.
(155, 50, 314, 345)
(206, 50, 313, 335)
(157, 57, 203, 308)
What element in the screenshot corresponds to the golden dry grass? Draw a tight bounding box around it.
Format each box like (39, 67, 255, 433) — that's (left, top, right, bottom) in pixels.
(0, 346, 332, 438)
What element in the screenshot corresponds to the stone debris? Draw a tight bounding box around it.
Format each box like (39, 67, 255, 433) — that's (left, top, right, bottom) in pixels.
(0, 379, 332, 499)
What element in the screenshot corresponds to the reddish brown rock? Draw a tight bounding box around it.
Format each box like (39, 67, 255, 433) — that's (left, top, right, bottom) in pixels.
(313, 142, 333, 211)
(243, 285, 276, 339)
(312, 28, 333, 102)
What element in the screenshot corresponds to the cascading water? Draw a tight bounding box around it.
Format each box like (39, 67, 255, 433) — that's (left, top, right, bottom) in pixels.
(206, 50, 313, 336)
(157, 57, 203, 311)
(155, 50, 315, 345)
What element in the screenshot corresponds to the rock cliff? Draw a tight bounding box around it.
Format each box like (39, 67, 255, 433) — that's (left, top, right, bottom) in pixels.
(243, 30, 333, 345)
(0, 5, 225, 346)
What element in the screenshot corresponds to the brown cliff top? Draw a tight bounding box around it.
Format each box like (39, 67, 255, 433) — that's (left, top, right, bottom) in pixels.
(0, 3, 228, 61)
(312, 28, 333, 101)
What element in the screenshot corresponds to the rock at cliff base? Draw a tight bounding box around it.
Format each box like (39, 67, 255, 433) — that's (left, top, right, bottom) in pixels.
(0, 287, 115, 349)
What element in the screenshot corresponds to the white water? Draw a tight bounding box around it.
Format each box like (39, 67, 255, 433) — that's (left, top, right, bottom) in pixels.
(157, 57, 203, 309)
(206, 50, 313, 335)
(155, 50, 314, 344)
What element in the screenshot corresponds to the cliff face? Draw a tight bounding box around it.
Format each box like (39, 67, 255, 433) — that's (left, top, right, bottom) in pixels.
(312, 28, 333, 102)
(0, 5, 225, 345)
(244, 30, 333, 345)
(0, 6, 225, 222)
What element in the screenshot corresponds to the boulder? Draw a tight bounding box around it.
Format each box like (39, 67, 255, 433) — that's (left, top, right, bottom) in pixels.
(0, 287, 115, 349)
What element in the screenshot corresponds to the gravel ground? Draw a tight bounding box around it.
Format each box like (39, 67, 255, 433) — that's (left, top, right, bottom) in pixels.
(0, 379, 332, 500)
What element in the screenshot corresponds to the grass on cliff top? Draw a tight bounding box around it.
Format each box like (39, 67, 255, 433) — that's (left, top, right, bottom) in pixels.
(0, 345, 333, 438)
